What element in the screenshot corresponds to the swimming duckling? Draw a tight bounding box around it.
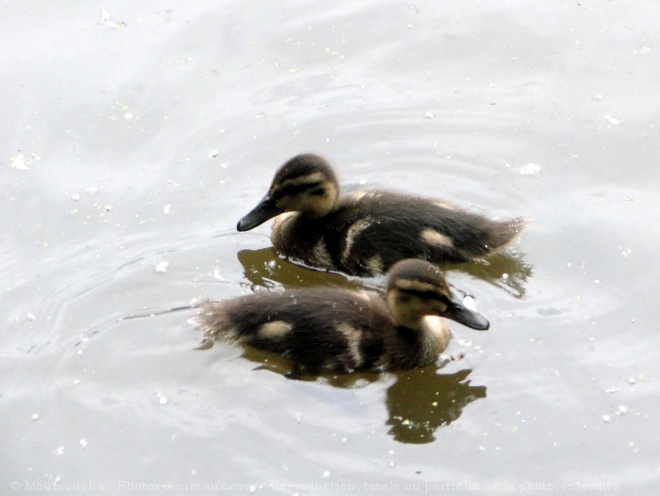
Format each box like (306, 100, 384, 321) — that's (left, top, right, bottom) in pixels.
(189, 259, 489, 377)
(237, 154, 527, 276)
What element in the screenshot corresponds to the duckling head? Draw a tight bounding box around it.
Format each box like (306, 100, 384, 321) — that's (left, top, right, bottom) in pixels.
(386, 259, 490, 331)
(237, 154, 339, 231)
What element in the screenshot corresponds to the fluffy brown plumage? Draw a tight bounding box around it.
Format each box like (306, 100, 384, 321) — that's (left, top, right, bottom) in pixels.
(237, 154, 527, 276)
(189, 259, 489, 377)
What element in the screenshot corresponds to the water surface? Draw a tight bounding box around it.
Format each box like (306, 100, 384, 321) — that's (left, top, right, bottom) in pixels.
(1, 1, 658, 494)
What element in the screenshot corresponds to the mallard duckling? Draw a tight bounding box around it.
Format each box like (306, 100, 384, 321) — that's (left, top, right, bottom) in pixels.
(189, 259, 489, 376)
(237, 154, 527, 276)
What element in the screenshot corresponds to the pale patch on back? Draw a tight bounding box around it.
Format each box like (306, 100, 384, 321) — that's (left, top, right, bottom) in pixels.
(421, 228, 454, 248)
(336, 322, 364, 367)
(366, 254, 384, 275)
(341, 217, 373, 264)
(312, 239, 334, 268)
(258, 320, 293, 339)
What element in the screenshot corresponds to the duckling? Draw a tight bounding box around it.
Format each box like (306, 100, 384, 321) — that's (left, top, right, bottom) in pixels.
(237, 154, 527, 276)
(189, 259, 489, 377)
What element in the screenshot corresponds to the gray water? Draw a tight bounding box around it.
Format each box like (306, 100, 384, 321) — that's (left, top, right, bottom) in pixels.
(2, 1, 658, 494)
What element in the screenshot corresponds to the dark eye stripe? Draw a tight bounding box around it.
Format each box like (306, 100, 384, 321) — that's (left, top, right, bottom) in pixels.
(399, 288, 450, 303)
(278, 181, 323, 197)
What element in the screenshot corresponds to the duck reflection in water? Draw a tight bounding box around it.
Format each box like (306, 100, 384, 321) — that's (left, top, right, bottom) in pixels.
(385, 367, 486, 444)
(240, 347, 486, 445)
(192, 256, 488, 444)
(236, 246, 533, 298)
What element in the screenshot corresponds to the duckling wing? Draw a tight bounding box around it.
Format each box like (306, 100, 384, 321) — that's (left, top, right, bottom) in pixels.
(325, 192, 525, 274)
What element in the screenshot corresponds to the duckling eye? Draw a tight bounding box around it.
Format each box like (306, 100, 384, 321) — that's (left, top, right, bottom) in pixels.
(397, 294, 412, 303)
(279, 181, 323, 197)
(398, 290, 455, 310)
(401, 289, 439, 301)
(309, 187, 326, 196)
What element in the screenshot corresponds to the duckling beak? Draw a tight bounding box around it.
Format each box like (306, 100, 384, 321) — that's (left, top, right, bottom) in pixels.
(237, 194, 282, 231)
(441, 299, 490, 331)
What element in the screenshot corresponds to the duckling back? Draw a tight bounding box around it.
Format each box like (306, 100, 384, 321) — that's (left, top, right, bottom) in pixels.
(272, 190, 527, 276)
(190, 287, 454, 375)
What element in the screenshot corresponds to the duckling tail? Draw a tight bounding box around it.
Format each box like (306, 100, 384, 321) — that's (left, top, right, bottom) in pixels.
(188, 300, 235, 341)
(487, 217, 529, 250)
